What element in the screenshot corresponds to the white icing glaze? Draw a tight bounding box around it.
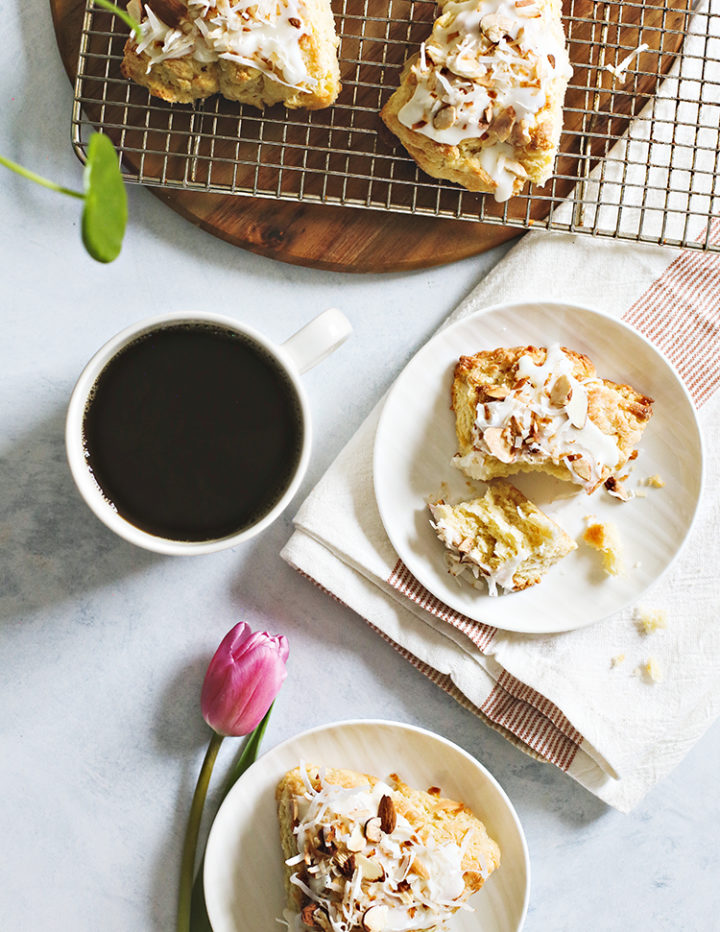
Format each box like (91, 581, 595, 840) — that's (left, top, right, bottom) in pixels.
(133, 0, 316, 90)
(462, 344, 622, 490)
(430, 502, 530, 596)
(287, 767, 481, 931)
(397, 0, 572, 200)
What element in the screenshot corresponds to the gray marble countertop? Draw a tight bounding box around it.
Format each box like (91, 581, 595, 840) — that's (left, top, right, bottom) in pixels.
(2, 7, 718, 931)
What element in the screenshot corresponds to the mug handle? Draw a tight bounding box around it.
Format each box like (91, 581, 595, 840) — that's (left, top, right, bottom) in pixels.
(281, 308, 352, 375)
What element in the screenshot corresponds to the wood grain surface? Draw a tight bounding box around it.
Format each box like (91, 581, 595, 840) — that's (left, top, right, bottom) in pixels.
(50, 0, 688, 272)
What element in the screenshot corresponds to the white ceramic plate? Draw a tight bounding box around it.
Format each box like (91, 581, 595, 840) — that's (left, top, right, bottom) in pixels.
(373, 301, 703, 633)
(203, 719, 530, 932)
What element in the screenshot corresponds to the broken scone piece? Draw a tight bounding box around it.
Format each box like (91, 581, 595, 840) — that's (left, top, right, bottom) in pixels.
(582, 518, 624, 575)
(121, 0, 341, 109)
(276, 764, 501, 931)
(452, 344, 653, 494)
(429, 481, 576, 596)
(380, 0, 572, 200)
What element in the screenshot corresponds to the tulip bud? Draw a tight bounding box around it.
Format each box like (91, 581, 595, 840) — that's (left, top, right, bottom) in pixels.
(201, 622, 289, 737)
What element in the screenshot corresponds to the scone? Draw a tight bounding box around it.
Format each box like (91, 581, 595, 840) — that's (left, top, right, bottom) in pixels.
(452, 344, 654, 493)
(121, 0, 341, 109)
(429, 481, 576, 595)
(276, 764, 501, 931)
(380, 0, 572, 200)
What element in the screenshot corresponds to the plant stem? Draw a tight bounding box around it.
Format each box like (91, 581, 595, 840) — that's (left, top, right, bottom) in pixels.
(187, 708, 272, 932)
(92, 0, 143, 40)
(220, 704, 273, 802)
(178, 731, 224, 932)
(0, 154, 84, 199)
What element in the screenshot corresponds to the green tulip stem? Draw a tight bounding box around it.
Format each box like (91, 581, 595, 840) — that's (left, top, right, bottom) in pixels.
(0, 154, 84, 199)
(221, 704, 273, 802)
(178, 731, 224, 932)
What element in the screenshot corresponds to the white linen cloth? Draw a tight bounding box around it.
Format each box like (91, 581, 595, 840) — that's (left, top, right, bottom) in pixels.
(281, 5, 720, 813)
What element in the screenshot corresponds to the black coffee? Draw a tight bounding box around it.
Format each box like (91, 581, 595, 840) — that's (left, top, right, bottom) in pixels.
(82, 323, 304, 541)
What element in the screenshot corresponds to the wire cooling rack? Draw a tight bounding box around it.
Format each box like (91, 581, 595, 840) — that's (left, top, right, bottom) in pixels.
(72, 0, 719, 251)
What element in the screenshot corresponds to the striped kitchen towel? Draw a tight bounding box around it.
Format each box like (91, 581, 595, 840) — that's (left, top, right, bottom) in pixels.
(281, 221, 720, 812)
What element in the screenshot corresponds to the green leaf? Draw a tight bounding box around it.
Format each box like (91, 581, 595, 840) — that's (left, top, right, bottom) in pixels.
(82, 133, 127, 263)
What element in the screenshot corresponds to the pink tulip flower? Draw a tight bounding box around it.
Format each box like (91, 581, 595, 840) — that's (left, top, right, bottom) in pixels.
(179, 622, 290, 932)
(200, 622, 289, 737)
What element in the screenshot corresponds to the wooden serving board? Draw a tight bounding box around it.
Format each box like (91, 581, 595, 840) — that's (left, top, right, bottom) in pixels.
(50, 0, 688, 272)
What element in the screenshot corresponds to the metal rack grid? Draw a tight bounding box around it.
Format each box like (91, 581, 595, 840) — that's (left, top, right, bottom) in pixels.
(72, 0, 720, 251)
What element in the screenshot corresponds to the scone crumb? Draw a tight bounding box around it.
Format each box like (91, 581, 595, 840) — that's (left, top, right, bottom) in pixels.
(582, 517, 624, 575)
(610, 653, 626, 668)
(645, 474, 666, 488)
(634, 606, 668, 634)
(635, 657, 663, 683)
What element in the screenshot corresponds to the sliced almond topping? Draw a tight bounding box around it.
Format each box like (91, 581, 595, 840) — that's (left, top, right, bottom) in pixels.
(548, 373, 572, 407)
(457, 536, 474, 554)
(410, 857, 430, 879)
(482, 426, 516, 463)
(432, 104, 457, 130)
(481, 12, 514, 43)
(569, 458, 593, 482)
(362, 905, 389, 932)
(527, 411, 540, 442)
(337, 853, 356, 877)
(356, 854, 385, 882)
(378, 794, 397, 834)
(605, 476, 632, 501)
(488, 106, 516, 143)
(345, 823, 366, 852)
(504, 158, 528, 179)
(483, 384, 510, 400)
(565, 387, 588, 428)
(363, 817, 383, 843)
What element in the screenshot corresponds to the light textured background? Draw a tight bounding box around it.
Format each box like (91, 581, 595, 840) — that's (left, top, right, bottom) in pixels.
(1, 4, 718, 930)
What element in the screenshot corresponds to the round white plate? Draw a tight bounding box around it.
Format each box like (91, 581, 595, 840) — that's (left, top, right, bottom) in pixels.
(203, 719, 530, 932)
(373, 301, 703, 633)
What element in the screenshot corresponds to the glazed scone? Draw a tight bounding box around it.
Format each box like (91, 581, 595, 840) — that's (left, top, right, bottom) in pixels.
(276, 764, 501, 931)
(121, 0, 341, 109)
(380, 0, 572, 200)
(452, 344, 654, 494)
(429, 481, 576, 595)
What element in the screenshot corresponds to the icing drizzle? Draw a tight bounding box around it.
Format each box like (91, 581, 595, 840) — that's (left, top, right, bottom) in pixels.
(130, 0, 317, 91)
(397, 0, 572, 201)
(455, 344, 623, 491)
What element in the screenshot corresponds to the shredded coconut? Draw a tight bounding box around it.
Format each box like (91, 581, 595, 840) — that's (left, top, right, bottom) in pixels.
(604, 42, 649, 84)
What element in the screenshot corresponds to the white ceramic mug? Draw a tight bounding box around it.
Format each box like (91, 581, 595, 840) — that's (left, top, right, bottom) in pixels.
(65, 308, 351, 555)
